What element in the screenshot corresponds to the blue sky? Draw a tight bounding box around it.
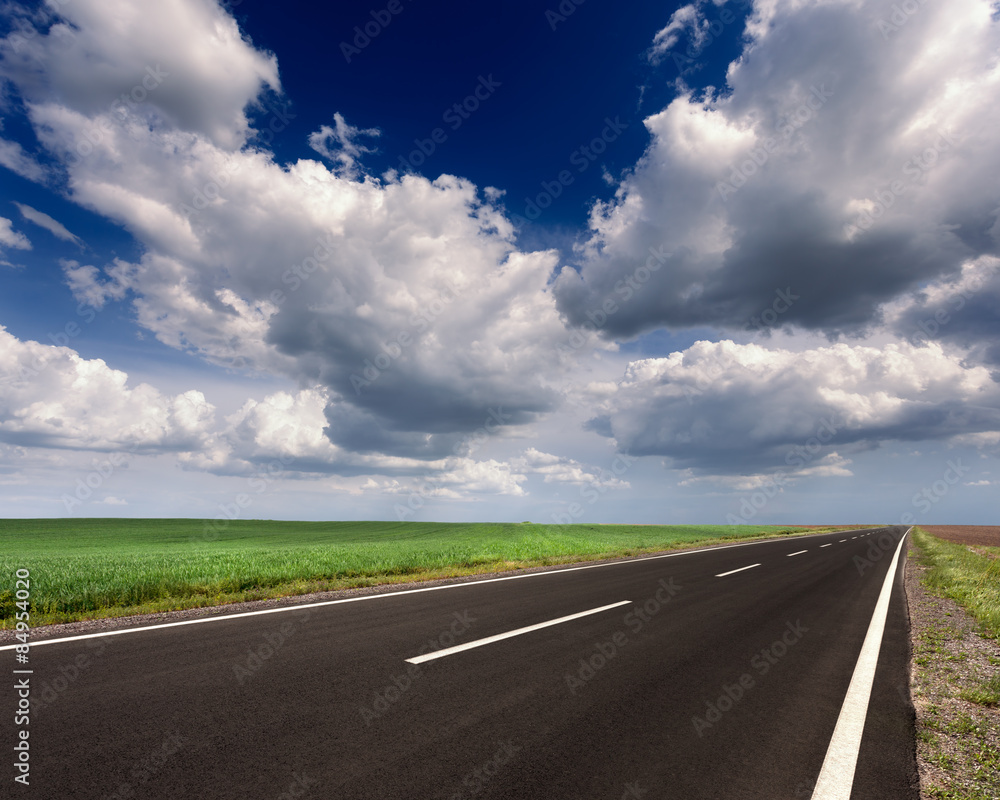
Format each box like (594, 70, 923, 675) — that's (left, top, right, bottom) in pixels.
(0, 0, 998, 524)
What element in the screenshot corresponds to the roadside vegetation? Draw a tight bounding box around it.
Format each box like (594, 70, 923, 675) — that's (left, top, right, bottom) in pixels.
(907, 528, 1000, 800)
(0, 518, 847, 627)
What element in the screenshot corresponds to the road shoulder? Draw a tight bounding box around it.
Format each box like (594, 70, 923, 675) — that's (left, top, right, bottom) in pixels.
(905, 540, 1000, 799)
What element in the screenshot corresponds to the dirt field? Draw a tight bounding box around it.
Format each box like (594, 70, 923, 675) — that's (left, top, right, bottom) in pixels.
(920, 525, 1000, 547)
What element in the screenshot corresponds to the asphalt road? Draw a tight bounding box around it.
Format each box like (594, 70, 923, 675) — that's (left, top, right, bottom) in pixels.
(4, 526, 918, 799)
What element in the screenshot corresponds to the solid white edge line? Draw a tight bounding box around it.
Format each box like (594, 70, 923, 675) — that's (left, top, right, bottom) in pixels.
(715, 563, 762, 578)
(787, 550, 808, 556)
(404, 600, 632, 665)
(0, 526, 886, 652)
(809, 529, 909, 800)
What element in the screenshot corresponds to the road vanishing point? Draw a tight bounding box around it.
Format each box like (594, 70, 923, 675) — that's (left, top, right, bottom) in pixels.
(2, 526, 917, 799)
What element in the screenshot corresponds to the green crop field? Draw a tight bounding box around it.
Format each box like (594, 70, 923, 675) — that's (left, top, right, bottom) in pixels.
(0, 519, 846, 627)
(912, 527, 1000, 640)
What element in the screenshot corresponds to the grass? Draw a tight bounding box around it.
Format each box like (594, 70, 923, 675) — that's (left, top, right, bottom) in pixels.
(0, 519, 848, 627)
(909, 529, 1000, 800)
(911, 527, 1000, 640)
(959, 675, 1000, 708)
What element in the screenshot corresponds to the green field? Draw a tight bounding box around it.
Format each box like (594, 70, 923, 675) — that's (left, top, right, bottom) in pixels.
(912, 527, 1000, 640)
(1, 519, 843, 627)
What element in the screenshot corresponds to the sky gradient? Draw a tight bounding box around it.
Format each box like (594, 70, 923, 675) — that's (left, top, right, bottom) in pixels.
(0, 0, 998, 525)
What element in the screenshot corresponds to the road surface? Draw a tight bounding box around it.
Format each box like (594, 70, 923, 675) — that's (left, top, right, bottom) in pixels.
(4, 526, 918, 799)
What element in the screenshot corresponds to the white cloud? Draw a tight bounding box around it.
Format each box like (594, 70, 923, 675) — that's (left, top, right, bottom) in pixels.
(590, 339, 1000, 476)
(0, 0, 280, 150)
(1, 0, 997, 513)
(556, 0, 1000, 341)
(307, 112, 380, 177)
(0, 217, 31, 250)
(511, 447, 629, 487)
(0, 138, 48, 182)
(650, 4, 704, 58)
(169, 383, 539, 500)
(13, 202, 82, 246)
(950, 431, 1000, 453)
(61, 258, 134, 308)
(677, 452, 853, 488)
(0, 0, 581, 462)
(201, 387, 341, 473)
(432, 458, 529, 497)
(883, 255, 1000, 367)
(363, 458, 528, 499)
(649, 0, 731, 62)
(0, 327, 491, 491)
(0, 326, 217, 452)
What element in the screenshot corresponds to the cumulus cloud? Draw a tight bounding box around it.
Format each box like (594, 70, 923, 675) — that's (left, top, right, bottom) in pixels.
(61, 258, 135, 308)
(0, 328, 525, 497)
(430, 459, 528, 497)
(366, 457, 529, 502)
(0, 217, 31, 251)
(13, 203, 82, 246)
(167, 383, 541, 502)
(649, 0, 732, 63)
(650, 4, 705, 58)
(0, 0, 280, 150)
(0, 326, 216, 452)
(556, 0, 1000, 341)
(0, 138, 48, 182)
(511, 447, 629, 487)
(2, 0, 997, 501)
(0, 0, 579, 464)
(198, 387, 343, 475)
(677, 452, 853, 488)
(213, 392, 635, 498)
(884, 255, 1000, 370)
(949, 431, 1000, 455)
(589, 339, 1000, 476)
(0, 256, 577, 495)
(307, 112, 380, 177)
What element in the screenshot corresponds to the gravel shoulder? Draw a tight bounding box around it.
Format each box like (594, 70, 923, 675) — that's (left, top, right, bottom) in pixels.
(905, 538, 1000, 799)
